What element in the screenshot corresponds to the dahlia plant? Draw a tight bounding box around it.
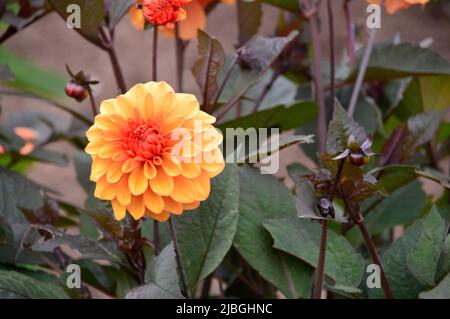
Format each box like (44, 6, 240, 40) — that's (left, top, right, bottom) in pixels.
(0, 0, 448, 301)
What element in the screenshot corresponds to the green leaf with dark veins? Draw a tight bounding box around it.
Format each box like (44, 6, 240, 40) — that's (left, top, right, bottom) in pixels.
(174, 164, 239, 291)
(407, 206, 447, 286)
(0, 269, 69, 299)
(326, 99, 367, 155)
(125, 243, 183, 299)
(264, 217, 365, 287)
(192, 30, 225, 108)
(234, 167, 313, 298)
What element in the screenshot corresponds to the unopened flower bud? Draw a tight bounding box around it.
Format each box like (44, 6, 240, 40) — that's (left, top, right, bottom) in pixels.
(65, 80, 88, 102)
(349, 153, 367, 166)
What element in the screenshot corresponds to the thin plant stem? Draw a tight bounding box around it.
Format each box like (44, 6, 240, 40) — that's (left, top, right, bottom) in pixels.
(152, 26, 158, 81)
(252, 71, 279, 113)
(153, 220, 160, 255)
(174, 23, 184, 91)
(302, 0, 326, 154)
(348, 27, 377, 117)
(313, 220, 328, 299)
(98, 28, 126, 93)
(169, 217, 191, 299)
(87, 88, 98, 118)
(313, 158, 345, 299)
(343, 0, 355, 66)
(347, 208, 394, 299)
(343, 200, 393, 298)
(302, 0, 327, 299)
(326, 0, 336, 117)
(151, 26, 161, 257)
(107, 48, 127, 94)
(215, 269, 225, 298)
(212, 54, 239, 113)
(200, 274, 213, 299)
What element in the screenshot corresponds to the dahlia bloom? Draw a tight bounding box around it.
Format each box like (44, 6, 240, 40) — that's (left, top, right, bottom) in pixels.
(142, 0, 191, 28)
(130, 0, 235, 40)
(85, 81, 225, 222)
(368, 0, 429, 14)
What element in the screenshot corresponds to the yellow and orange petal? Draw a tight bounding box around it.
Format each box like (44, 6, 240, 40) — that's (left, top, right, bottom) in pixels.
(368, 0, 429, 14)
(129, 3, 145, 31)
(85, 81, 225, 222)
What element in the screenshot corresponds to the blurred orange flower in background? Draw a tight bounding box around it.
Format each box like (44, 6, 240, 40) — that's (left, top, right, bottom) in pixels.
(368, 0, 429, 14)
(14, 127, 39, 155)
(142, 0, 191, 28)
(129, 0, 235, 40)
(85, 81, 224, 222)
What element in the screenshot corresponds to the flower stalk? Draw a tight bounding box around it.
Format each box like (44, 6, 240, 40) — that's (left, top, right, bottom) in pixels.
(344, 201, 394, 299)
(313, 158, 345, 298)
(169, 217, 191, 299)
(152, 26, 159, 81)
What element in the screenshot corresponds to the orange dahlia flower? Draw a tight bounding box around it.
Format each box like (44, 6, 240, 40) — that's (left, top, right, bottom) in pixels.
(85, 81, 225, 222)
(130, 0, 235, 40)
(368, 0, 429, 15)
(142, 0, 191, 28)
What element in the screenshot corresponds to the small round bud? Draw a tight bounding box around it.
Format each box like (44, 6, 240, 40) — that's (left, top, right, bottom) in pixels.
(349, 153, 367, 166)
(65, 80, 88, 102)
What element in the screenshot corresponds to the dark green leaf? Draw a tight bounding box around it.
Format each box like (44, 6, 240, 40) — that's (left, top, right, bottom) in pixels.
(48, 0, 105, 45)
(237, 0, 262, 47)
(369, 206, 447, 298)
(234, 167, 313, 298)
(174, 164, 239, 290)
(192, 30, 225, 108)
(264, 217, 365, 287)
(347, 181, 427, 245)
(326, 99, 367, 155)
(125, 243, 183, 299)
(218, 101, 317, 132)
(368, 219, 426, 298)
(417, 76, 450, 112)
(29, 225, 124, 264)
(407, 206, 447, 286)
(24, 148, 68, 166)
(349, 43, 450, 82)
(0, 167, 44, 225)
(0, 269, 69, 299)
(261, 0, 299, 11)
(419, 273, 450, 299)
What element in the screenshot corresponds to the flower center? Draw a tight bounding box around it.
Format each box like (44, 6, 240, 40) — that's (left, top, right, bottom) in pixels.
(126, 123, 166, 162)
